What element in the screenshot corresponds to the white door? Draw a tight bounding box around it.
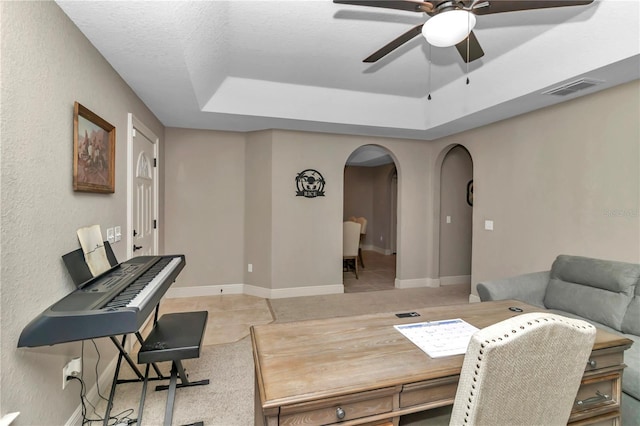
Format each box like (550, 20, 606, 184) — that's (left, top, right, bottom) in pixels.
(130, 119, 157, 257)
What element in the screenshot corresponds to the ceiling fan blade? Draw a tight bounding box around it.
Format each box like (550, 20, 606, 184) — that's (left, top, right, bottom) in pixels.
(455, 31, 484, 63)
(333, 0, 433, 13)
(363, 24, 424, 63)
(472, 0, 594, 15)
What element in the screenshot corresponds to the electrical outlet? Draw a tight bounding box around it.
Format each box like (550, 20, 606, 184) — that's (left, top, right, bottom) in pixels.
(62, 357, 82, 389)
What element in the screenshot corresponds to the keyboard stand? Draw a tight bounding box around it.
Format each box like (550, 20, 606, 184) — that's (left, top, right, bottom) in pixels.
(103, 305, 166, 426)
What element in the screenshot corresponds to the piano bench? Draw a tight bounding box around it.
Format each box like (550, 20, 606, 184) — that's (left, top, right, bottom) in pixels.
(137, 311, 210, 426)
(139, 311, 208, 364)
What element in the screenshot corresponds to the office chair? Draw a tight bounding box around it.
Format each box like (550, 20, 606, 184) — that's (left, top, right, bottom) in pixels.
(450, 312, 596, 425)
(401, 312, 596, 426)
(343, 221, 361, 279)
(354, 216, 367, 268)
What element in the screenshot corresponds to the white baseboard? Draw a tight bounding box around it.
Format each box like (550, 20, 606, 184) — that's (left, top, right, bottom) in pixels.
(439, 275, 471, 286)
(395, 278, 440, 289)
(267, 284, 344, 299)
(469, 294, 481, 303)
(65, 355, 118, 426)
(362, 245, 393, 255)
(165, 283, 344, 300)
(166, 283, 245, 298)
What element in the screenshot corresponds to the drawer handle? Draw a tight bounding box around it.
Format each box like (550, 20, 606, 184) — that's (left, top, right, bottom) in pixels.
(336, 407, 346, 420)
(587, 359, 597, 368)
(576, 390, 610, 407)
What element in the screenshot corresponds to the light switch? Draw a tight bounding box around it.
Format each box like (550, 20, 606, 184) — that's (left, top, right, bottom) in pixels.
(106, 228, 115, 243)
(446, 215, 451, 224)
(484, 220, 494, 231)
(114, 226, 121, 242)
(248, 264, 253, 273)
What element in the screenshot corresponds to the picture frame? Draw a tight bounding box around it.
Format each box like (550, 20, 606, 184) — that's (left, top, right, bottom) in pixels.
(73, 102, 116, 193)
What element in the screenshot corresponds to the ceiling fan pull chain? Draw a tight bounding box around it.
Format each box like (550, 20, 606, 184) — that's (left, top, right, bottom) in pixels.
(466, 12, 471, 85)
(428, 44, 432, 100)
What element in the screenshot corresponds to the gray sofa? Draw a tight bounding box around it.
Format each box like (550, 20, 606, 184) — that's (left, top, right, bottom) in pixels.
(477, 255, 640, 426)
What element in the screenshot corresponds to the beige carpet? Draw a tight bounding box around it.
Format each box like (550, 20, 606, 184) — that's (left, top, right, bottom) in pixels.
(100, 286, 469, 426)
(96, 338, 254, 426)
(151, 294, 274, 345)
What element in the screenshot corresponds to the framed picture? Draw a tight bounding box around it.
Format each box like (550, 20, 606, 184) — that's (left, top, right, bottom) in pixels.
(73, 102, 115, 193)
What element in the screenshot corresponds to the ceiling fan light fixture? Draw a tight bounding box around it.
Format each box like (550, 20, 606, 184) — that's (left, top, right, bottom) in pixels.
(422, 10, 476, 47)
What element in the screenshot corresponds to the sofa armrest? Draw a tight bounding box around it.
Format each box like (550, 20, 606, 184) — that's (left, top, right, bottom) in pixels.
(477, 271, 550, 308)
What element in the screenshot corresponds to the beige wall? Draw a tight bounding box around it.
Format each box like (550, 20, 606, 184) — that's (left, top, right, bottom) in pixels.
(164, 128, 246, 288)
(344, 164, 397, 251)
(164, 130, 435, 294)
(244, 131, 274, 289)
(163, 26, 638, 299)
(371, 163, 397, 253)
(344, 166, 375, 246)
(1, 2, 164, 424)
(433, 80, 640, 294)
(439, 146, 473, 279)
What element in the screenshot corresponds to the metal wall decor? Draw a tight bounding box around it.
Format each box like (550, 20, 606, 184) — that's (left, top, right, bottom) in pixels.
(295, 169, 325, 198)
(467, 179, 474, 206)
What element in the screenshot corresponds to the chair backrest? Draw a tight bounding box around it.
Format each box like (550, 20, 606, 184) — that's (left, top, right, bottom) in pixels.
(449, 312, 596, 426)
(355, 217, 367, 235)
(343, 221, 361, 257)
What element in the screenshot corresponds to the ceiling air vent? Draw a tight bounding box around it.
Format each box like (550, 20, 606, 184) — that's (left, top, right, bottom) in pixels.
(542, 78, 604, 96)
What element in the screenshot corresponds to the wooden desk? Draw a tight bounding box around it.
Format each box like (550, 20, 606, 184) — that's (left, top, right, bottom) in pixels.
(251, 300, 632, 426)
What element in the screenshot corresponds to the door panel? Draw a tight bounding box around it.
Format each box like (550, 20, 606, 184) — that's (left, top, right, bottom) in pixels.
(132, 129, 156, 257)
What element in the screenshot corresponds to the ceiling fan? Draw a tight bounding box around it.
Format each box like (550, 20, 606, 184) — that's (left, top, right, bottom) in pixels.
(333, 0, 594, 63)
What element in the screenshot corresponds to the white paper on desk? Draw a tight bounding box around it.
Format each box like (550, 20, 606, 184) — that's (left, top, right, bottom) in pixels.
(77, 225, 110, 277)
(394, 318, 479, 358)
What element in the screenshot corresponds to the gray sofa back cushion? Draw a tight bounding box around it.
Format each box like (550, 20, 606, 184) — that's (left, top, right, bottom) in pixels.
(544, 255, 640, 331)
(622, 280, 640, 335)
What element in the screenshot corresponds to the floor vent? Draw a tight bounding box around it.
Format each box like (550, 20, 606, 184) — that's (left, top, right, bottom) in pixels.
(542, 78, 604, 96)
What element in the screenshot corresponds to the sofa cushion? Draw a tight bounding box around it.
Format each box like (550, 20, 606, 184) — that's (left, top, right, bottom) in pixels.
(544, 255, 639, 331)
(549, 255, 639, 293)
(622, 282, 640, 335)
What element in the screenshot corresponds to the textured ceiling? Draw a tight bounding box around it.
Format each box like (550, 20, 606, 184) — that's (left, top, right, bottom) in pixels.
(56, 0, 639, 140)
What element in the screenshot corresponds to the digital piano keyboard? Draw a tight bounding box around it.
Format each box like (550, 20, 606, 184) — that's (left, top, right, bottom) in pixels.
(18, 254, 185, 347)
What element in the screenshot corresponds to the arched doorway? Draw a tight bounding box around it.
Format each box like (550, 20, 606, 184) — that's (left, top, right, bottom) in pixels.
(438, 145, 473, 290)
(343, 145, 398, 293)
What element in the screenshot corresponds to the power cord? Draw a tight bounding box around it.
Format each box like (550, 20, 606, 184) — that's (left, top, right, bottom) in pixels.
(67, 341, 136, 425)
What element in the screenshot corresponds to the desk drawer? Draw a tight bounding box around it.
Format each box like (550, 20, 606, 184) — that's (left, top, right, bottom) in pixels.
(280, 388, 395, 426)
(585, 349, 625, 373)
(568, 410, 620, 426)
(400, 376, 458, 409)
(569, 371, 622, 423)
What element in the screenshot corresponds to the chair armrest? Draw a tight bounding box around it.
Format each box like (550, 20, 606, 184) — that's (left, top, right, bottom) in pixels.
(477, 271, 550, 308)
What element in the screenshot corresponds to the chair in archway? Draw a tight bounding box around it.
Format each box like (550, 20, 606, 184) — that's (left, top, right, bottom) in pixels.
(354, 217, 367, 268)
(347, 216, 368, 267)
(343, 221, 361, 279)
